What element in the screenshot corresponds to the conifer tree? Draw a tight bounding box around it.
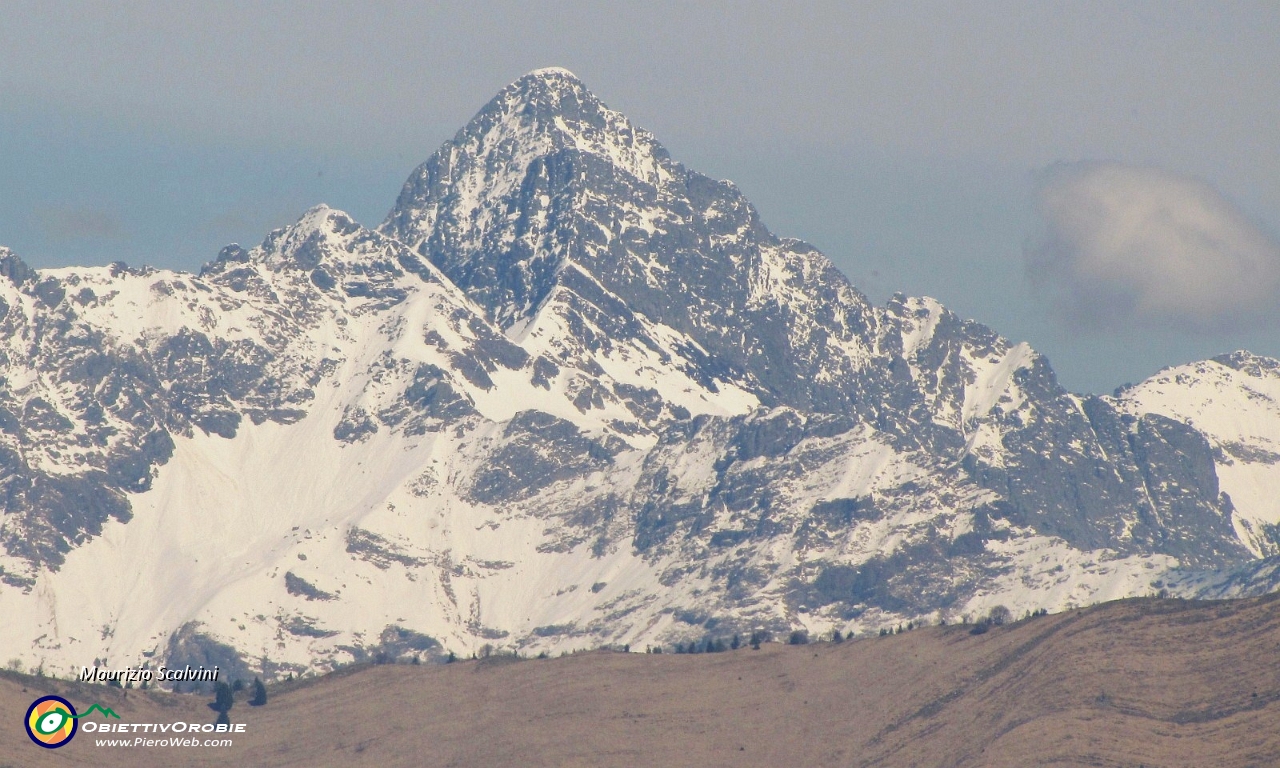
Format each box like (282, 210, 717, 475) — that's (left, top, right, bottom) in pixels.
(209, 681, 234, 714)
(249, 677, 267, 707)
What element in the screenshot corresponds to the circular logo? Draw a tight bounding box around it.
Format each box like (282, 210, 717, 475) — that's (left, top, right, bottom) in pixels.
(25, 695, 78, 749)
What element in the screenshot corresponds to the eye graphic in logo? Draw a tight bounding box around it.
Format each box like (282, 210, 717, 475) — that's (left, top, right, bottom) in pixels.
(25, 695, 78, 748)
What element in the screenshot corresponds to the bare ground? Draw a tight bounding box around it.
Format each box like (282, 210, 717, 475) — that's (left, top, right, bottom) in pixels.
(5, 594, 1280, 767)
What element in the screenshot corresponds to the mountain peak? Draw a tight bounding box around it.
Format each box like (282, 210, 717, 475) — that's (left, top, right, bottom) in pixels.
(477, 66, 601, 128)
(505, 66, 589, 105)
(401, 68, 670, 190)
(0, 247, 34, 285)
(380, 70, 677, 328)
(200, 204, 366, 278)
(477, 68, 659, 165)
(521, 65, 581, 81)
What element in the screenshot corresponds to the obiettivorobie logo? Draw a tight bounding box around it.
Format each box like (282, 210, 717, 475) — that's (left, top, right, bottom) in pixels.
(23, 694, 246, 751)
(24, 695, 121, 748)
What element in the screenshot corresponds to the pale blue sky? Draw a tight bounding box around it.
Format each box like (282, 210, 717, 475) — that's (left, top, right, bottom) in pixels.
(2, 2, 1278, 393)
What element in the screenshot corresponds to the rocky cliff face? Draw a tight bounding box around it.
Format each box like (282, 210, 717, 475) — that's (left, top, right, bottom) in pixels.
(0, 70, 1272, 680)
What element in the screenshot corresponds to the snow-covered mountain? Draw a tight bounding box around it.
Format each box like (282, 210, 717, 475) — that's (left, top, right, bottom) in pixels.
(1114, 352, 1280, 558)
(0, 69, 1277, 681)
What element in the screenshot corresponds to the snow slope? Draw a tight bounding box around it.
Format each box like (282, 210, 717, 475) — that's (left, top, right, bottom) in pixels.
(1116, 352, 1280, 557)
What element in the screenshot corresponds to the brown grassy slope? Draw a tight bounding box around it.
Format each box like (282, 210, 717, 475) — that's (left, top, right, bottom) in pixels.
(4, 594, 1280, 767)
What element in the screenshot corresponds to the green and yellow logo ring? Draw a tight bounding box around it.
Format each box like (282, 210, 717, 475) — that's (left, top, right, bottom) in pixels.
(25, 695, 78, 748)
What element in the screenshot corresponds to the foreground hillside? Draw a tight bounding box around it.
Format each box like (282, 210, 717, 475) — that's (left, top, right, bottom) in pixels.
(4, 594, 1279, 767)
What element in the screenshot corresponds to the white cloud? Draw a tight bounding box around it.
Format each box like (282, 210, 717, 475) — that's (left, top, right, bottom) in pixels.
(1027, 161, 1280, 331)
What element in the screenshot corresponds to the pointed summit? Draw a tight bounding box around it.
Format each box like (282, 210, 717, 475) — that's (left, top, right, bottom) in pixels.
(380, 69, 677, 327)
(384, 68, 671, 235)
(494, 66, 594, 119)
(510, 66, 586, 96)
(524, 65, 579, 78)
